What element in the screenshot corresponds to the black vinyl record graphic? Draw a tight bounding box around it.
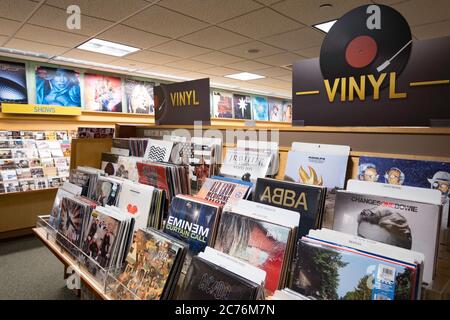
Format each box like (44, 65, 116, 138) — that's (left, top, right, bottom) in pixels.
(320, 5, 412, 89)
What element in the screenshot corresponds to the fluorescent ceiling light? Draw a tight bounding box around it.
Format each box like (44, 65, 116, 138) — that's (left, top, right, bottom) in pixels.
(312, 19, 337, 33)
(225, 72, 265, 81)
(77, 38, 140, 57)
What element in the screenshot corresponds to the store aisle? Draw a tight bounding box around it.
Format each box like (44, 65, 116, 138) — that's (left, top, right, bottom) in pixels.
(0, 235, 78, 300)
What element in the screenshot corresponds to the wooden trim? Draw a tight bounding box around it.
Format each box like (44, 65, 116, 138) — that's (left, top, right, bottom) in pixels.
(0, 227, 33, 240)
(0, 187, 58, 198)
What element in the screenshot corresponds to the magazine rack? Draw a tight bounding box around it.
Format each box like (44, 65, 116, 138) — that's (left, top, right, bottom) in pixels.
(33, 215, 139, 300)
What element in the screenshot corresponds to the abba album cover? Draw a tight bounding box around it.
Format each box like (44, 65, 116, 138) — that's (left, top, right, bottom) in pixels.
(214, 211, 290, 293)
(284, 151, 348, 189)
(179, 256, 258, 300)
(212, 91, 233, 118)
(333, 191, 440, 285)
(124, 79, 154, 114)
(35, 66, 81, 107)
(251, 96, 269, 121)
(0, 60, 28, 103)
(233, 94, 252, 120)
(84, 74, 122, 112)
(290, 240, 416, 300)
(254, 178, 325, 238)
(163, 196, 219, 255)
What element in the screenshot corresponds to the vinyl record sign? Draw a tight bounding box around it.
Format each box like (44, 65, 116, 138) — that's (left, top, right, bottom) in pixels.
(292, 4, 450, 126)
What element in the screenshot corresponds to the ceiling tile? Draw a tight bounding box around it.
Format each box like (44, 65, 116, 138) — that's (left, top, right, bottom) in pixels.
(201, 66, 240, 77)
(158, 0, 263, 24)
(412, 20, 450, 39)
(151, 40, 212, 58)
(221, 41, 284, 59)
(109, 58, 157, 70)
(250, 77, 291, 89)
(261, 27, 324, 51)
(219, 8, 302, 39)
(0, 18, 21, 36)
(225, 59, 272, 71)
(167, 59, 215, 72)
(271, 0, 369, 25)
(15, 24, 88, 48)
(29, 5, 113, 36)
(252, 66, 291, 77)
(0, 35, 10, 46)
(4, 38, 69, 56)
(190, 51, 244, 66)
(295, 45, 321, 58)
(60, 48, 119, 63)
(393, 0, 450, 26)
(126, 50, 181, 65)
(0, 0, 38, 21)
(254, 0, 285, 5)
(209, 76, 243, 86)
(180, 27, 251, 50)
(123, 5, 208, 38)
(175, 72, 210, 80)
(274, 74, 293, 82)
(256, 52, 304, 67)
(45, 0, 150, 21)
(138, 65, 190, 76)
(98, 24, 170, 49)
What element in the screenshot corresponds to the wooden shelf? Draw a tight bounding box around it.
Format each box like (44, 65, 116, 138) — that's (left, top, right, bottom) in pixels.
(33, 227, 110, 300)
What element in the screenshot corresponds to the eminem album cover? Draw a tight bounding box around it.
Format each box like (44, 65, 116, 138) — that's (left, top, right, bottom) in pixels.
(254, 178, 325, 238)
(214, 211, 290, 293)
(124, 78, 154, 114)
(333, 191, 440, 285)
(252, 96, 269, 121)
(0, 60, 28, 103)
(282, 101, 292, 123)
(179, 256, 259, 300)
(114, 228, 184, 300)
(268, 98, 283, 122)
(284, 151, 348, 189)
(35, 66, 81, 107)
(290, 239, 416, 300)
(196, 177, 251, 206)
(164, 196, 220, 255)
(212, 91, 233, 118)
(84, 74, 122, 112)
(233, 94, 252, 120)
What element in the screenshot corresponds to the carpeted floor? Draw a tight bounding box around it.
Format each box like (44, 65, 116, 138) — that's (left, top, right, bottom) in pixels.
(0, 235, 79, 300)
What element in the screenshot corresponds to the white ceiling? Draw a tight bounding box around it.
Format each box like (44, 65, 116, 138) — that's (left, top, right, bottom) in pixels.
(0, 0, 449, 98)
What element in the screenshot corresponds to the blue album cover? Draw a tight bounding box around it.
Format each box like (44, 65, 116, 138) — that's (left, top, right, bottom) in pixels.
(358, 156, 450, 206)
(252, 96, 268, 121)
(163, 196, 219, 255)
(35, 66, 81, 107)
(0, 61, 28, 103)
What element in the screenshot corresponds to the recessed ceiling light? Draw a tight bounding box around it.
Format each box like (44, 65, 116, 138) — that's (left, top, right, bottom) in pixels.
(77, 38, 140, 57)
(312, 19, 337, 33)
(225, 72, 265, 81)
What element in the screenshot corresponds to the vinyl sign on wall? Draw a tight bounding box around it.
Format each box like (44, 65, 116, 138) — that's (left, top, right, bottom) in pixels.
(292, 5, 450, 126)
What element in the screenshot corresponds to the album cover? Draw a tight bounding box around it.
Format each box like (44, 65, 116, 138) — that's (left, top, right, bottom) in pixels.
(284, 151, 348, 189)
(268, 98, 283, 122)
(124, 79, 154, 114)
(18, 179, 35, 192)
(101, 153, 119, 176)
(179, 256, 259, 300)
(0, 149, 12, 159)
(16, 159, 29, 169)
(84, 74, 122, 112)
(34, 178, 48, 190)
(0, 159, 17, 170)
(254, 178, 326, 238)
(282, 101, 292, 123)
(252, 96, 269, 121)
(233, 94, 252, 120)
(143, 139, 174, 163)
(0, 60, 28, 103)
(117, 181, 154, 230)
(77, 127, 115, 139)
(136, 162, 169, 196)
(4, 181, 19, 193)
(35, 66, 81, 107)
(115, 156, 142, 182)
(333, 191, 441, 285)
(196, 177, 251, 206)
(290, 239, 416, 300)
(1, 169, 17, 181)
(57, 197, 89, 250)
(91, 177, 121, 206)
(30, 167, 44, 178)
(220, 149, 272, 182)
(164, 196, 220, 255)
(16, 168, 32, 180)
(212, 91, 233, 118)
(214, 211, 290, 293)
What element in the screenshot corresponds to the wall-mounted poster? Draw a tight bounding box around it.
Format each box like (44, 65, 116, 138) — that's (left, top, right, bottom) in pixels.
(84, 74, 122, 112)
(0, 60, 27, 103)
(252, 96, 268, 121)
(124, 79, 154, 114)
(282, 101, 292, 123)
(233, 94, 252, 120)
(35, 66, 81, 107)
(268, 98, 283, 122)
(212, 91, 233, 118)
